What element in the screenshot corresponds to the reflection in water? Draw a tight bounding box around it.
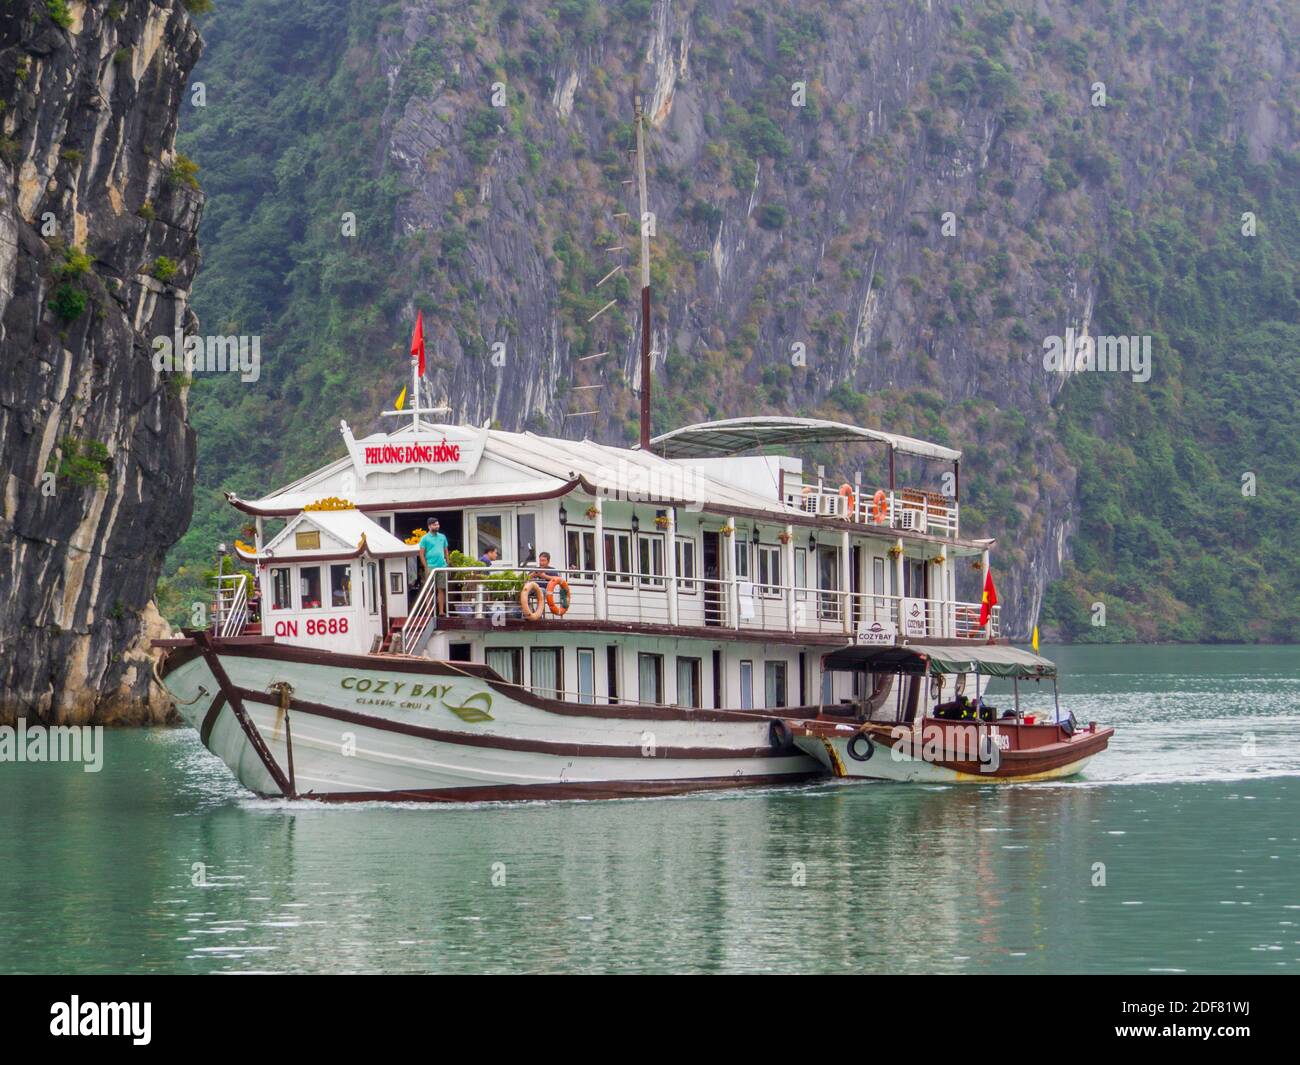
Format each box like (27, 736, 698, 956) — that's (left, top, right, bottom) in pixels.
(0, 646, 1297, 973)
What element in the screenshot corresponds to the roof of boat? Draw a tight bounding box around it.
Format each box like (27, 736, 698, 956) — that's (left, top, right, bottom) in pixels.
(249, 506, 417, 559)
(823, 642, 1056, 678)
(651, 417, 961, 462)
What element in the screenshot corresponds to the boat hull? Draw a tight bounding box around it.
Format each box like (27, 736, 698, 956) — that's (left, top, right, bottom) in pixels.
(159, 637, 821, 802)
(792, 717, 1113, 783)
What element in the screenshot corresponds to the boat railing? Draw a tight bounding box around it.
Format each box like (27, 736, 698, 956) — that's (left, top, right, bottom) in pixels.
(399, 565, 441, 654)
(436, 566, 999, 640)
(212, 572, 249, 637)
(783, 484, 958, 538)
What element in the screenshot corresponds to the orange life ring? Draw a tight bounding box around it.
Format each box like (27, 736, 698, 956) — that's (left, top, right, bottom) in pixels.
(545, 576, 571, 616)
(520, 581, 545, 621)
(871, 489, 888, 524)
(838, 483, 855, 513)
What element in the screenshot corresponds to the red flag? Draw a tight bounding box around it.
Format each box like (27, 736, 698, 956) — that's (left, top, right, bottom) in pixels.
(409, 310, 426, 377)
(979, 567, 999, 628)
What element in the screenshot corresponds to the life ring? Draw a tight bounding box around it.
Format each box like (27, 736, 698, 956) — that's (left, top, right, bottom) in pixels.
(871, 489, 888, 524)
(545, 576, 570, 616)
(520, 581, 545, 621)
(768, 719, 794, 752)
(838, 483, 855, 514)
(847, 732, 875, 762)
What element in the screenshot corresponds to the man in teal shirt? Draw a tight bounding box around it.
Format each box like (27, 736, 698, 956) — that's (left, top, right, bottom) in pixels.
(417, 518, 449, 615)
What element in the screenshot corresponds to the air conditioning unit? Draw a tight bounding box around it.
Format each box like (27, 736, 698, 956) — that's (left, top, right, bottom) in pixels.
(899, 508, 925, 531)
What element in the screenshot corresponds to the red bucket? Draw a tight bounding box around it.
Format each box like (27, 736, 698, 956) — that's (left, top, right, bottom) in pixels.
(1024, 714, 1036, 725)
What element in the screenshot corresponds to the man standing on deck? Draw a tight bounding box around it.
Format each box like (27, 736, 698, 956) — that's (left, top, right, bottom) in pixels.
(418, 518, 449, 615)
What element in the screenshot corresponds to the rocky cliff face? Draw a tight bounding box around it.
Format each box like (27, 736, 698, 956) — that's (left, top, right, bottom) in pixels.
(177, 0, 1298, 642)
(0, 1, 201, 724)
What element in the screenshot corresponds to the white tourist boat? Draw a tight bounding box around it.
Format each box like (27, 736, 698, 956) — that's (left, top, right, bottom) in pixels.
(156, 103, 1111, 801)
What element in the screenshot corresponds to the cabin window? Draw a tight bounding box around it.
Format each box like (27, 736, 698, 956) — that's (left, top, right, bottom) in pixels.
(765, 661, 788, 709)
(576, 648, 596, 705)
(637, 533, 665, 587)
(733, 538, 751, 580)
(794, 548, 809, 600)
(270, 567, 292, 611)
(675, 536, 697, 593)
(606, 646, 620, 705)
(757, 545, 782, 597)
(739, 660, 754, 710)
(603, 531, 633, 586)
(676, 657, 701, 709)
(376, 515, 393, 535)
(475, 513, 504, 558)
(516, 513, 537, 566)
(294, 529, 320, 551)
(817, 548, 840, 621)
(566, 528, 596, 581)
(530, 647, 563, 698)
(485, 647, 522, 685)
(366, 563, 379, 615)
(638, 653, 664, 704)
(330, 564, 352, 608)
(299, 566, 322, 610)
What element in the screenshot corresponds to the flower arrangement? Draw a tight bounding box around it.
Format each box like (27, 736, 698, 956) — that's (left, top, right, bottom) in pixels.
(585, 504, 598, 520)
(887, 544, 903, 560)
(777, 531, 792, 544)
(970, 559, 984, 571)
(719, 525, 734, 536)
(930, 555, 945, 566)
(654, 514, 671, 529)
(233, 538, 256, 556)
(303, 496, 355, 511)
(404, 528, 424, 545)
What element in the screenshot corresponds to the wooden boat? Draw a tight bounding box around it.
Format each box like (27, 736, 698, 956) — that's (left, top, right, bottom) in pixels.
(786, 643, 1113, 782)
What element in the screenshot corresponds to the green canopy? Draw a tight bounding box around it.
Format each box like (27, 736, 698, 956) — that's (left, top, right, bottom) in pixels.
(823, 642, 1056, 679)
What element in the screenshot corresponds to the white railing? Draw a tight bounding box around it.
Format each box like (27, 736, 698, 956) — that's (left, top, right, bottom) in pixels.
(785, 484, 959, 538)
(398, 566, 441, 655)
(213, 572, 249, 637)
(434, 566, 1000, 640)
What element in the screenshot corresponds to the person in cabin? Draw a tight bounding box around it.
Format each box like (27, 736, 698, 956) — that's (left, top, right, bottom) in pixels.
(478, 545, 500, 566)
(418, 518, 450, 615)
(528, 551, 559, 580)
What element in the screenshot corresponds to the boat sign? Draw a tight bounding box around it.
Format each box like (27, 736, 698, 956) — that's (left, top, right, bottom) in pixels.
(340, 422, 486, 480)
(901, 597, 928, 637)
(856, 621, 897, 645)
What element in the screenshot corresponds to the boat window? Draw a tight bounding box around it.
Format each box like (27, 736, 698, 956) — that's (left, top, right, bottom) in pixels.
(566, 528, 596, 581)
(757, 545, 781, 597)
(638, 653, 664, 704)
(376, 514, 393, 534)
(675, 536, 697, 592)
(516, 513, 537, 566)
(733, 538, 751, 580)
(817, 547, 840, 621)
(765, 661, 788, 708)
(739, 660, 754, 710)
(270, 567, 292, 611)
(794, 548, 809, 599)
(676, 657, 701, 709)
(637, 533, 665, 587)
(366, 563, 379, 615)
(389, 569, 405, 596)
(485, 647, 522, 685)
(475, 513, 504, 558)
(606, 646, 620, 705)
(299, 566, 322, 610)
(604, 531, 633, 585)
(530, 647, 563, 698)
(330, 564, 352, 608)
(576, 648, 596, 705)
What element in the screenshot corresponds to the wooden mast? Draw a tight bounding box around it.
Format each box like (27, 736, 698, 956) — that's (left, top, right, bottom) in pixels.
(635, 95, 652, 450)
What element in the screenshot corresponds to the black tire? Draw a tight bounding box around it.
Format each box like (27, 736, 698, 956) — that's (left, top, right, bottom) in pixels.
(847, 732, 875, 762)
(768, 719, 794, 752)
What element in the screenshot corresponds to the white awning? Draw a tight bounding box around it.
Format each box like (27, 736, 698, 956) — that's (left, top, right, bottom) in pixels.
(651, 416, 961, 462)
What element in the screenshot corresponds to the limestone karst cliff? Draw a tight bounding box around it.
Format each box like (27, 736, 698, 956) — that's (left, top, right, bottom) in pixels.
(0, 0, 202, 723)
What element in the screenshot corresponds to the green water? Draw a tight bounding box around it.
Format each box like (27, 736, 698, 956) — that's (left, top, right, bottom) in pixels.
(1, 645, 1297, 974)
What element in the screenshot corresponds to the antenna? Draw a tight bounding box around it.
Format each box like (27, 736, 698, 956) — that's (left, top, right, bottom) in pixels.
(635, 94, 652, 450)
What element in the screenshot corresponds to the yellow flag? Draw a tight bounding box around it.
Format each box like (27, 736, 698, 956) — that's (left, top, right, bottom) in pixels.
(1032, 625, 1040, 652)
(394, 385, 407, 410)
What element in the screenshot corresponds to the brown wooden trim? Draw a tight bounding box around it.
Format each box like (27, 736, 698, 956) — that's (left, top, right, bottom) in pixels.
(235, 687, 806, 761)
(195, 633, 295, 797)
(199, 692, 227, 748)
(228, 478, 587, 518)
(296, 772, 821, 804)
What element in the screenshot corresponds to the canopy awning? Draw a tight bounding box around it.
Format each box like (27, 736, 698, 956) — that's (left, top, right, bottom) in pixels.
(823, 643, 1056, 679)
(651, 416, 961, 462)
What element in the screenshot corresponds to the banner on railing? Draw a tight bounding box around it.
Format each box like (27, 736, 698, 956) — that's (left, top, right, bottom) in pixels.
(901, 597, 928, 638)
(856, 620, 897, 645)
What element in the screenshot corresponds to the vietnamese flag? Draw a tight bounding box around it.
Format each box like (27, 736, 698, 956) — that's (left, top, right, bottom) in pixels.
(979, 567, 999, 628)
(410, 310, 426, 377)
